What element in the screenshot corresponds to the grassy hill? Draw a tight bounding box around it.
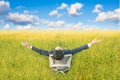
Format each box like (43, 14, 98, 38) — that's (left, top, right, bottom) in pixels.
(0, 30, 120, 80)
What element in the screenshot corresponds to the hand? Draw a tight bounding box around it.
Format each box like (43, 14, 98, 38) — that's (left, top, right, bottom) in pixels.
(21, 42, 31, 48)
(90, 39, 101, 45)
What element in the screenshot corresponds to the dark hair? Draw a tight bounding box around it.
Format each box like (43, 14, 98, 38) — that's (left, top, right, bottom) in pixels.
(53, 50, 64, 60)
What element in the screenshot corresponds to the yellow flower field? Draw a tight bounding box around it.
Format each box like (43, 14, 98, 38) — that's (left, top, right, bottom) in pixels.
(0, 30, 120, 80)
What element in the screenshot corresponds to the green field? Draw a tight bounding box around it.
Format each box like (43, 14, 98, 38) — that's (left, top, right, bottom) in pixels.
(0, 30, 120, 80)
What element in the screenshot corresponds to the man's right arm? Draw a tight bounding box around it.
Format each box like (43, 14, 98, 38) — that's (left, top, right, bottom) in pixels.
(30, 46, 49, 56)
(21, 42, 49, 56)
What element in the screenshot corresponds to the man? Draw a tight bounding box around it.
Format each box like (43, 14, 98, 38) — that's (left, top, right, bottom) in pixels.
(21, 39, 100, 58)
(21, 39, 100, 73)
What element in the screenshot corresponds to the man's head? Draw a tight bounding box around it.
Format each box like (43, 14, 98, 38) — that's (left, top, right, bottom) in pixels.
(53, 46, 64, 60)
(55, 46, 63, 50)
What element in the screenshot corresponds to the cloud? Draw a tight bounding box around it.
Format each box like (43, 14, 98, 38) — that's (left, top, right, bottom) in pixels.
(16, 24, 33, 30)
(64, 22, 100, 30)
(23, 10, 29, 14)
(0, 1, 10, 15)
(6, 12, 40, 25)
(83, 26, 100, 30)
(57, 3, 68, 10)
(49, 3, 67, 18)
(96, 8, 120, 22)
(93, 4, 103, 13)
(49, 10, 62, 18)
(40, 19, 65, 27)
(0, 19, 4, 23)
(31, 10, 39, 14)
(49, 10, 58, 16)
(4, 24, 10, 29)
(16, 5, 24, 9)
(49, 3, 83, 18)
(56, 14, 62, 18)
(64, 22, 83, 30)
(47, 22, 83, 30)
(40, 19, 99, 30)
(68, 3, 83, 16)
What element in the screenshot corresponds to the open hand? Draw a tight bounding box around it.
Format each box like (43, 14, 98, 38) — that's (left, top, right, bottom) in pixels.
(21, 42, 31, 48)
(90, 39, 101, 45)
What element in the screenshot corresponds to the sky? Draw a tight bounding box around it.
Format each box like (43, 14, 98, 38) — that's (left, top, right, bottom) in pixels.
(0, 0, 120, 30)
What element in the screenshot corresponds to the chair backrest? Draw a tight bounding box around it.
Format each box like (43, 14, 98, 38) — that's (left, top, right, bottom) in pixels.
(49, 54, 72, 73)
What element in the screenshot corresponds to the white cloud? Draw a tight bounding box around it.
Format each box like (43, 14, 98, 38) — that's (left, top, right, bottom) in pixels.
(64, 22, 100, 30)
(93, 4, 103, 13)
(49, 10, 62, 18)
(49, 3, 67, 18)
(23, 10, 29, 14)
(4, 24, 10, 29)
(40, 19, 65, 27)
(68, 3, 83, 16)
(96, 8, 120, 22)
(31, 10, 38, 14)
(39, 19, 100, 30)
(57, 3, 68, 10)
(0, 19, 4, 23)
(49, 10, 58, 16)
(47, 20, 64, 27)
(0, 1, 10, 15)
(17, 24, 33, 30)
(83, 26, 100, 30)
(16, 5, 24, 9)
(49, 3, 83, 17)
(65, 22, 82, 30)
(57, 14, 62, 18)
(6, 12, 40, 25)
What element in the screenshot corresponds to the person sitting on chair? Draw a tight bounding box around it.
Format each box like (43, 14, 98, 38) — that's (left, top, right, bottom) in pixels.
(21, 39, 100, 73)
(21, 39, 100, 60)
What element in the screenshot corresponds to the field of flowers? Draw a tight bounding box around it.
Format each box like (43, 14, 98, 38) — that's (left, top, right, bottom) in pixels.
(0, 30, 119, 80)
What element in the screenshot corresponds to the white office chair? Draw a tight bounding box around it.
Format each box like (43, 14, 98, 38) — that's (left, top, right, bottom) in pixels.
(49, 54, 72, 74)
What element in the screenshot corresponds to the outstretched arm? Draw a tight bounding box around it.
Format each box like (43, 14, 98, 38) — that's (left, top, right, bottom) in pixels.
(64, 39, 100, 55)
(21, 42, 49, 56)
(88, 39, 101, 47)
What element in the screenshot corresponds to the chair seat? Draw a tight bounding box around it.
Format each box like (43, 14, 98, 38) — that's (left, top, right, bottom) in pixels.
(49, 54, 72, 73)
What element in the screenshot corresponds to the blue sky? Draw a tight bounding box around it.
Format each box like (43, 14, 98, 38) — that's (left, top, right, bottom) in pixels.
(0, 0, 119, 30)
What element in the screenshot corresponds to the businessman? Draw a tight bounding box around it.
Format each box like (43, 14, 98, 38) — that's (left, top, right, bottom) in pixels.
(21, 39, 100, 73)
(21, 39, 100, 60)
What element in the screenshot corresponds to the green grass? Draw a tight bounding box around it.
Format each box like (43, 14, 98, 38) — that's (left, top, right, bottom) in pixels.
(0, 30, 120, 80)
